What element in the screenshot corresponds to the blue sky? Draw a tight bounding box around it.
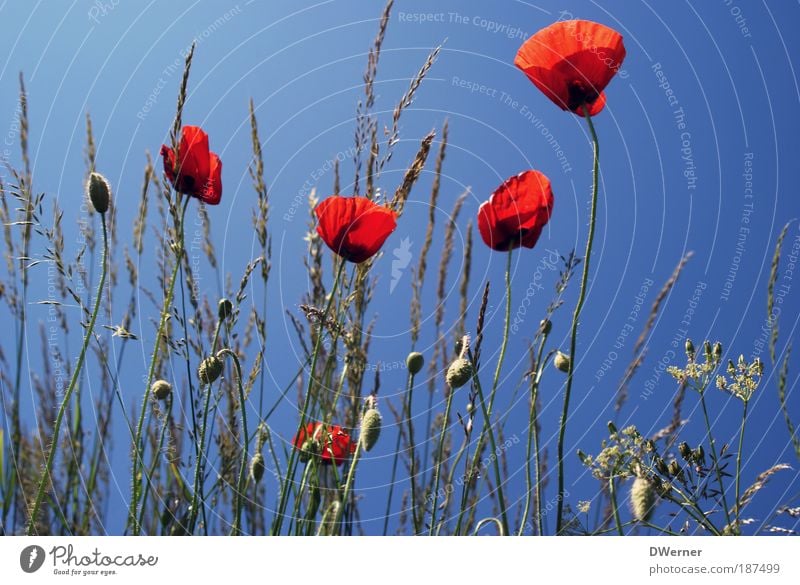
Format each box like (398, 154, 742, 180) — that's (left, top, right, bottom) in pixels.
(1, 0, 798, 535)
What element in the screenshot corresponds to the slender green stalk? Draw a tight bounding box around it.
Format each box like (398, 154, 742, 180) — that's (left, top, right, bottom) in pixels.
(137, 394, 172, 532)
(272, 260, 345, 535)
(556, 106, 600, 534)
(187, 318, 225, 534)
(462, 249, 513, 531)
(218, 349, 249, 535)
(331, 441, 363, 534)
(26, 215, 108, 535)
(519, 336, 548, 535)
(429, 383, 455, 535)
(468, 363, 510, 536)
(699, 391, 732, 527)
(381, 426, 404, 535)
(404, 370, 421, 534)
(129, 198, 189, 534)
(734, 399, 749, 533)
(609, 476, 624, 535)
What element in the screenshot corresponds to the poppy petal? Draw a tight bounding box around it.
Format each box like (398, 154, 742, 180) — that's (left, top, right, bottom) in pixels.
(200, 153, 223, 205)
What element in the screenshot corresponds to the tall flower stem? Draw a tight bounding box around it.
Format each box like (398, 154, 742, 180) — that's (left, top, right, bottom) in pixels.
(734, 399, 749, 533)
(404, 370, 421, 534)
(129, 197, 189, 535)
(187, 319, 225, 534)
(556, 106, 599, 534)
(608, 476, 624, 535)
(519, 334, 548, 535)
(468, 360, 510, 536)
(428, 383, 455, 535)
(137, 394, 172, 532)
(699, 390, 732, 527)
(27, 214, 108, 535)
(272, 260, 346, 535)
(331, 444, 363, 535)
(463, 248, 513, 529)
(218, 349, 249, 536)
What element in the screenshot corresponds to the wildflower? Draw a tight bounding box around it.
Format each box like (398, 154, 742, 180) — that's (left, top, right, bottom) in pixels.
(406, 351, 425, 375)
(160, 126, 222, 205)
(87, 172, 111, 214)
(314, 196, 398, 263)
(477, 170, 554, 251)
(151, 379, 172, 401)
(198, 355, 223, 384)
(360, 409, 382, 452)
(554, 351, 571, 373)
(293, 422, 356, 466)
(514, 20, 626, 116)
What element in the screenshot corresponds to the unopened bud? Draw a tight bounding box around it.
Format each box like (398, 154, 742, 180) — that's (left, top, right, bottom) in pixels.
(360, 409, 382, 452)
(554, 351, 571, 373)
(678, 441, 692, 460)
(198, 355, 223, 384)
(630, 477, 657, 522)
(446, 358, 473, 389)
(685, 339, 695, 361)
(249, 452, 265, 483)
(713, 342, 722, 362)
(87, 172, 111, 214)
(218, 298, 233, 320)
(151, 379, 172, 401)
(406, 352, 424, 375)
(540, 319, 552, 335)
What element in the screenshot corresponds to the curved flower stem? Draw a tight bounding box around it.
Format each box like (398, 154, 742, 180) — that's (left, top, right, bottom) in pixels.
(404, 370, 421, 534)
(272, 259, 346, 535)
(556, 106, 599, 534)
(699, 390, 732, 527)
(609, 476, 624, 535)
(733, 399, 749, 533)
(137, 394, 172, 532)
(217, 349, 249, 536)
(473, 516, 504, 535)
(129, 197, 189, 534)
(519, 334, 548, 535)
(429, 383, 455, 535)
(27, 214, 108, 535)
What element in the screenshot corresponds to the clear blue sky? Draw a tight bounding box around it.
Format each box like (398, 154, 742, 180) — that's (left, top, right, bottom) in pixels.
(1, 0, 798, 534)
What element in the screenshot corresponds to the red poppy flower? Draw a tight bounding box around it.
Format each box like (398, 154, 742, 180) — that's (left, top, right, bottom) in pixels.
(293, 422, 356, 466)
(515, 20, 626, 116)
(477, 170, 554, 251)
(314, 196, 398, 263)
(160, 126, 223, 204)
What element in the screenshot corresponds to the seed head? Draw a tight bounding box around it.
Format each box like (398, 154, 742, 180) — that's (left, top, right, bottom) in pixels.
(198, 355, 223, 384)
(249, 452, 265, 483)
(630, 477, 657, 522)
(151, 379, 172, 401)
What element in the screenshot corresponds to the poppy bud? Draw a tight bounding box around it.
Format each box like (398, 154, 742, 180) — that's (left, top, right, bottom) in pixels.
(685, 339, 695, 361)
(540, 319, 552, 335)
(298, 438, 319, 463)
(693, 445, 705, 465)
(630, 477, 657, 523)
(446, 358, 473, 389)
(360, 408, 382, 452)
(678, 442, 692, 460)
(151, 379, 172, 401)
(87, 172, 111, 214)
(249, 452, 265, 483)
(554, 351, 571, 373)
(218, 298, 233, 320)
(607, 421, 618, 435)
(198, 355, 223, 384)
(406, 352, 424, 375)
